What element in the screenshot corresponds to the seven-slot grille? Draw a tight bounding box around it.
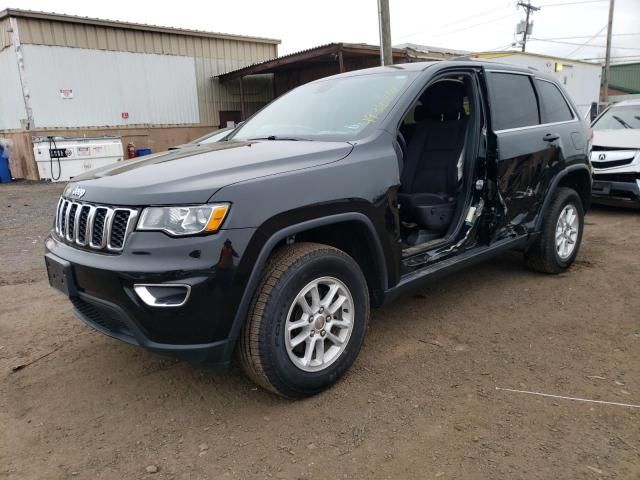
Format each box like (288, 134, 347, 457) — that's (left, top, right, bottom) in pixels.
(54, 197, 139, 253)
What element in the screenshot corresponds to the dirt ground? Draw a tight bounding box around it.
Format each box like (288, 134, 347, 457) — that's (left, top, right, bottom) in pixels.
(1, 181, 639, 480)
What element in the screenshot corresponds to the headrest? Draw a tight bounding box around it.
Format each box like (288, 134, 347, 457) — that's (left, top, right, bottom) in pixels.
(415, 80, 465, 122)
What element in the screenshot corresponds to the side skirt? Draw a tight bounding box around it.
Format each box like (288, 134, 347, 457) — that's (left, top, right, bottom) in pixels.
(383, 235, 529, 304)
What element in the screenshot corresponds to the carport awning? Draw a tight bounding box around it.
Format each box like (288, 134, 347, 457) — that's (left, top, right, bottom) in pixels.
(216, 42, 415, 82)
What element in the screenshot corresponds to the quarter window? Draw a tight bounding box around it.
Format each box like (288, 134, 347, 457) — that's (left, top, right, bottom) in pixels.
(535, 79, 574, 123)
(488, 72, 540, 131)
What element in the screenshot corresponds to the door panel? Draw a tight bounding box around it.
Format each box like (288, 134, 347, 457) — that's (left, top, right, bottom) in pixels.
(495, 126, 560, 231)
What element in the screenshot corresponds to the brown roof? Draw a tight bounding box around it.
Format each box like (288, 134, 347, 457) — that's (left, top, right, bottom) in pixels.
(217, 42, 452, 81)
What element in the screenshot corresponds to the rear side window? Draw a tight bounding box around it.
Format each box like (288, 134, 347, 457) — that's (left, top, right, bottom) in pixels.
(535, 79, 574, 123)
(488, 72, 539, 130)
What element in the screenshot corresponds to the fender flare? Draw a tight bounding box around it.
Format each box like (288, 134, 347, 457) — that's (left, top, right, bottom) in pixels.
(534, 163, 592, 232)
(221, 212, 388, 360)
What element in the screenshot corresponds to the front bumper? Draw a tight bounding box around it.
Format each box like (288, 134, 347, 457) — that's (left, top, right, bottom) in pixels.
(591, 175, 640, 208)
(45, 227, 256, 365)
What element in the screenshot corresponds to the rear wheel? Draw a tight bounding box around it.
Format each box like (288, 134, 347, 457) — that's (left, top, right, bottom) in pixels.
(525, 187, 584, 274)
(238, 242, 369, 398)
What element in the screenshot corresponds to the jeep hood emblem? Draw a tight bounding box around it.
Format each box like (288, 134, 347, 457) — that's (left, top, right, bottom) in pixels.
(71, 186, 86, 198)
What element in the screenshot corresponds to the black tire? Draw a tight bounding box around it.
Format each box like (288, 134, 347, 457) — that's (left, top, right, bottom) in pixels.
(525, 187, 584, 274)
(237, 242, 369, 398)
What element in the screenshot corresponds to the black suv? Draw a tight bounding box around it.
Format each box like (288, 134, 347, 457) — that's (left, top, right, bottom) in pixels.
(45, 60, 592, 397)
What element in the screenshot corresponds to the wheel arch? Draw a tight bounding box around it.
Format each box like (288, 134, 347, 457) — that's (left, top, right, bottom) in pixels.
(535, 164, 592, 232)
(222, 212, 388, 360)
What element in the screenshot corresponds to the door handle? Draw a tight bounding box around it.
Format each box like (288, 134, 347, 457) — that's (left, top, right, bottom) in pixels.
(543, 133, 559, 142)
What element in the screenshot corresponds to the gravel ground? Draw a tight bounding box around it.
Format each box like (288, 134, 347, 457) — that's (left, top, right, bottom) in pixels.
(1, 181, 639, 480)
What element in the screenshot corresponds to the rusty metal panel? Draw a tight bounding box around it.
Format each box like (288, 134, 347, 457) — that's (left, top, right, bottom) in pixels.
(0, 17, 11, 51)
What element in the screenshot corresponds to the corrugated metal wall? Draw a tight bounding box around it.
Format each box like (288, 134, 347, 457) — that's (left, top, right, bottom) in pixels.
(16, 16, 277, 59)
(610, 63, 640, 94)
(15, 16, 278, 127)
(0, 17, 11, 51)
(23, 44, 200, 128)
(0, 48, 27, 129)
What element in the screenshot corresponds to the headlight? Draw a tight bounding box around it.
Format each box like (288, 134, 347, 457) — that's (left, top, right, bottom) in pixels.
(137, 203, 230, 236)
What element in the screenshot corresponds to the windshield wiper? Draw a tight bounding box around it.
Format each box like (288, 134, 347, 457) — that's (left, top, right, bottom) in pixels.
(612, 115, 632, 129)
(247, 135, 310, 141)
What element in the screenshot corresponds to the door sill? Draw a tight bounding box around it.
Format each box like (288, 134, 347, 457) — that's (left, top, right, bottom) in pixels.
(385, 235, 528, 304)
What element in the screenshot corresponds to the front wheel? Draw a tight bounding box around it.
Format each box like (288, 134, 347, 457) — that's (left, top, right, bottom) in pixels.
(237, 243, 369, 398)
(525, 187, 584, 274)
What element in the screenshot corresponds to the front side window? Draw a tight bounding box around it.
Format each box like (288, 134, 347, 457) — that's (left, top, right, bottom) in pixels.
(488, 72, 539, 131)
(535, 79, 574, 123)
(230, 72, 417, 142)
(592, 104, 640, 130)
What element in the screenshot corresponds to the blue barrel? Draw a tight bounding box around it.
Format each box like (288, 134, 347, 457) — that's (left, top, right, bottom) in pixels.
(135, 148, 152, 157)
(0, 145, 11, 183)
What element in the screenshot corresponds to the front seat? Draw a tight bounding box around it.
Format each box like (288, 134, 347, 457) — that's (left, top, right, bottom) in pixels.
(398, 80, 469, 233)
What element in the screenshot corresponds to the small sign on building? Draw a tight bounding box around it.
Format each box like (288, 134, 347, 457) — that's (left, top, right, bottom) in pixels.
(59, 88, 74, 99)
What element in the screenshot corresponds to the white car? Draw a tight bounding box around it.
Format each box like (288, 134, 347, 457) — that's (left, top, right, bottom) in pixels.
(591, 98, 640, 208)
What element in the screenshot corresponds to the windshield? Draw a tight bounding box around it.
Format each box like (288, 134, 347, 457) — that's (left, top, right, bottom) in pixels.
(592, 105, 640, 130)
(229, 72, 417, 141)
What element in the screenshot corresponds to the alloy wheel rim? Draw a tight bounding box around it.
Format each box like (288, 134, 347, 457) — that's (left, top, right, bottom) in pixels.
(284, 276, 354, 373)
(555, 203, 579, 260)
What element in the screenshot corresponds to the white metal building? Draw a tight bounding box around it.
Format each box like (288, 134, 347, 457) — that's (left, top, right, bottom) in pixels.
(0, 9, 279, 179)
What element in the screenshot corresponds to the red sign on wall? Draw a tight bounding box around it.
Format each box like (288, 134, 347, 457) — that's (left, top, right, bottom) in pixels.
(121, 112, 129, 119)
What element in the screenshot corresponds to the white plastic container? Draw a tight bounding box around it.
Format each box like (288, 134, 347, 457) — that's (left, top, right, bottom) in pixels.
(33, 136, 124, 182)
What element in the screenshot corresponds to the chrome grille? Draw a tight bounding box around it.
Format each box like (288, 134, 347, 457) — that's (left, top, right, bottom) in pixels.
(54, 198, 139, 253)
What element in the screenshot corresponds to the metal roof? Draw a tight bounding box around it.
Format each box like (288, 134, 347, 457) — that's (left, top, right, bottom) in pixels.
(393, 43, 470, 56)
(217, 42, 456, 81)
(0, 8, 280, 45)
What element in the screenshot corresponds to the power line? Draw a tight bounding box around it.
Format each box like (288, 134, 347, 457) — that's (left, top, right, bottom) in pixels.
(431, 12, 519, 39)
(486, 43, 517, 51)
(579, 55, 640, 60)
(565, 25, 607, 57)
(529, 37, 640, 50)
(395, 7, 515, 42)
(534, 33, 640, 40)
(536, 0, 606, 6)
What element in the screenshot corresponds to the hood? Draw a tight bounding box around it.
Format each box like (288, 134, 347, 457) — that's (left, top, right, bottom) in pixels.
(592, 129, 640, 150)
(64, 140, 353, 205)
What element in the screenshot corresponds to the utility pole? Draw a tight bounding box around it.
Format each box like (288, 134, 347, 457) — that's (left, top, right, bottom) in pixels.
(517, 1, 540, 52)
(602, 0, 616, 103)
(377, 0, 393, 66)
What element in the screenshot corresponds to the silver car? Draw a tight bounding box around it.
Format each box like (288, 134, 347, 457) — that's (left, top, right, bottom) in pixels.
(591, 98, 640, 208)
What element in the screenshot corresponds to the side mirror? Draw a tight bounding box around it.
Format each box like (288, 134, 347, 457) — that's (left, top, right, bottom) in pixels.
(589, 102, 599, 123)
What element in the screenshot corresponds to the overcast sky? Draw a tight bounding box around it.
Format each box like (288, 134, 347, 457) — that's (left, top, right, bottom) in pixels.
(3, 0, 639, 63)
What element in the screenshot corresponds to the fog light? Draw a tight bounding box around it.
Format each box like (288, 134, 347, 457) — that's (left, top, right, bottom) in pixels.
(134, 284, 191, 307)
